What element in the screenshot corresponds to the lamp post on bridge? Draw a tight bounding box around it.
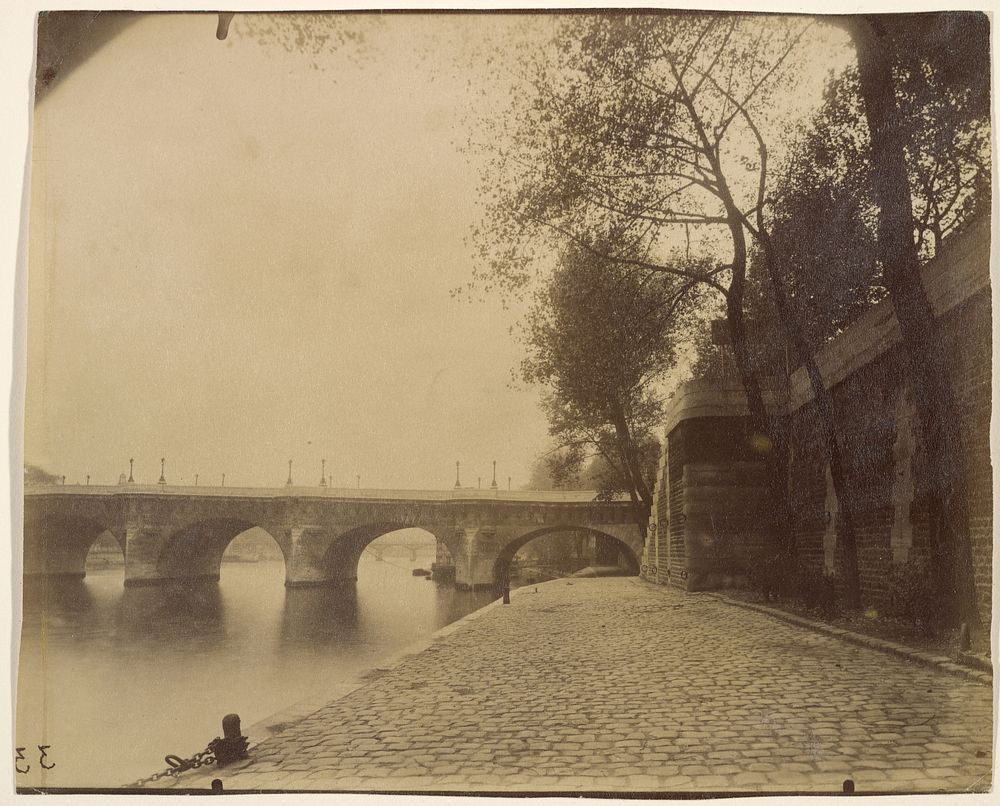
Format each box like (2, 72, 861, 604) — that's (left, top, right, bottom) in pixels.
(222, 473, 226, 487)
(195, 473, 199, 487)
(320, 459, 327, 488)
(158, 458, 166, 486)
(454, 461, 461, 489)
(86, 474, 90, 487)
(286, 460, 293, 487)
(356, 474, 360, 490)
(491, 460, 498, 489)
(128, 458, 134, 484)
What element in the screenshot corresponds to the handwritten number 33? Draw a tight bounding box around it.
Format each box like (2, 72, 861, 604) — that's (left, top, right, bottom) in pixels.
(15, 746, 54, 773)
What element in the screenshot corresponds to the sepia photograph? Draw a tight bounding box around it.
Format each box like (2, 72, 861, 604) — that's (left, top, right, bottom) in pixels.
(7, 3, 997, 797)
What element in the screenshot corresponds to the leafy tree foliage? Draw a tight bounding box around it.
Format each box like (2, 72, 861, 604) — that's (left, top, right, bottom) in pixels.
(526, 442, 661, 506)
(472, 12, 826, 554)
(520, 239, 694, 513)
(24, 464, 60, 485)
(767, 48, 989, 352)
(233, 12, 381, 63)
(764, 73, 881, 353)
(469, 10, 988, 620)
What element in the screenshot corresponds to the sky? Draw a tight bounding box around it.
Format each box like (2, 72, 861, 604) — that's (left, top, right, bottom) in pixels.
(24, 12, 565, 490)
(20, 10, 858, 492)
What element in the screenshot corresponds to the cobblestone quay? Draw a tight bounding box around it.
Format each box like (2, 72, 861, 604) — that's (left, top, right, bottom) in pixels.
(172, 578, 992, 794)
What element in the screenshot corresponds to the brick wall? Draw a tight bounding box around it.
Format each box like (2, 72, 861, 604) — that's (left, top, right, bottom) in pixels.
(787, 218, 991, 619)
(790, 289, 992, 618)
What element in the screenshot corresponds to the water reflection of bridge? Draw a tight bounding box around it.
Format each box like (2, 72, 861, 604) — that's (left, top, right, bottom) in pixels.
(24, 486, 644, 591)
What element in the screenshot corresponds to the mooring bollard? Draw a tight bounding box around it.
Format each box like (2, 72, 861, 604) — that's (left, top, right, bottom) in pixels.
(842, 778, 855, 794)
(209, 713, 249, 767)
(211, 778, 224, 793)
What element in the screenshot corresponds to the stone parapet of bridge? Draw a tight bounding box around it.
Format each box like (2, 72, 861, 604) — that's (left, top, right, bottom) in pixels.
(24, 485, 609, 502)
(22, 487, 643, 592)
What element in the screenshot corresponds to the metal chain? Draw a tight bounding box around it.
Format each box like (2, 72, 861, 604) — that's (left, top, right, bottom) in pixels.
(124, 745, 217, 789)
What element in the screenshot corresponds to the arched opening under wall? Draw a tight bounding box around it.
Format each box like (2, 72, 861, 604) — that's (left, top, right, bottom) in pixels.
(220, 527, 287, 580)
(23, 514, 122, 580)
(319, 526, 439, 583)
(21, 518, 124, 632)
(362, 527, 438, 570)
(321, 524, 451, 583)
(157, 520, 287, 585)
(85, 530, 124, 569)
(83, 529, 125, 583)
(495, 527, 641, 592)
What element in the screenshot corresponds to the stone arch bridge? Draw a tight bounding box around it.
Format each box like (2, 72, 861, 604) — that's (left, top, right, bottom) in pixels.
(23, 486, 644, 590)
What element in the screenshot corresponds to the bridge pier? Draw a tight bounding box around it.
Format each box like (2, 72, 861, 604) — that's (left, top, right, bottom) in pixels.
(124, 524, 230, 586)
(124, 525, 167, 586)
(24, 538, 90, 579)
(23, 516, 124, 580)
(285, 526, 347, 587)
(431, 537, 456, 582)
(450, 528, 504, 591)
(453, 560, 497, 591)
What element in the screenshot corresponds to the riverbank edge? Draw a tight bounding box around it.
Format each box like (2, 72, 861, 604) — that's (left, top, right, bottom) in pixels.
(134, 584, 529, 788)
(141, 577, 991, 789)
(707, 592, 993, 686)
(244, 587, 515, 741)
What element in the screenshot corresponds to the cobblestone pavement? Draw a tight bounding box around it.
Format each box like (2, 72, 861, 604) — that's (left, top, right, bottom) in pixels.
(176, 578, 993, 794)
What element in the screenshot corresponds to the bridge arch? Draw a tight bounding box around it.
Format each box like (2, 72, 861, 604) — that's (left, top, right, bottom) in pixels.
(155, 519, 289, 583)
(320, 523, 461, 584)
(493, 525, 641, 592)
(23, 513, 124, 578)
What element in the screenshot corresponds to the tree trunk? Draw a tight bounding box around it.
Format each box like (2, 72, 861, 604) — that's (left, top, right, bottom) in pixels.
(849, 16, 980, 631)
(608, 397, 653, 524)
(675, 74, 795, 563)
(755, 230, 863, 608)
(722, 216, 796, 561)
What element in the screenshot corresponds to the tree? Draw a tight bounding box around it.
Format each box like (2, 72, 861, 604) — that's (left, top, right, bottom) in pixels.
(743, 12, 989, 613)
(768, 49, 989, 351)
(520, 237, 690, 521)
(232, 12, 382, 63)
(765, 72, 881, 353)
(24, 464, 60, 485)
(525, 447, 659, 500)
(472, 13, 882, 584)
(842, 12, 989, 630)
(582, 440, 662, 505)
(472, 12, 823, 557)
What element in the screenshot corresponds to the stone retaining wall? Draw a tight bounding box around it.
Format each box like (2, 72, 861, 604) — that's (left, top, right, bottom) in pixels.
(644, 218, 992, 620)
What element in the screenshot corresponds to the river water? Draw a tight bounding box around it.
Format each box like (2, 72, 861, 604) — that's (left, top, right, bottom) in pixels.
(15, 547, 493, 790)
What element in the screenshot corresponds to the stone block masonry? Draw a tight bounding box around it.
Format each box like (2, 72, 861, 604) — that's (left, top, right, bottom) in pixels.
(23, 487, 643, 592)
(787, 218, 992, 618)
(644, 217, 992, 623)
